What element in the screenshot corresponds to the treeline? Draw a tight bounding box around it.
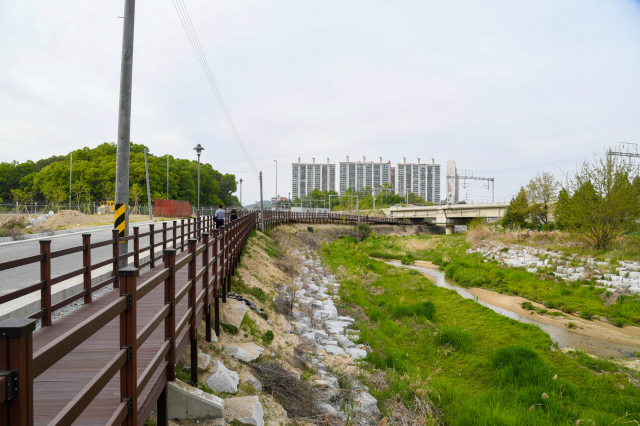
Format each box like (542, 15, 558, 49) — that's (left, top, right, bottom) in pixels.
(294, 186, 429, 210)
(0, 143, 239, 208)
(501, 155, 640, 249)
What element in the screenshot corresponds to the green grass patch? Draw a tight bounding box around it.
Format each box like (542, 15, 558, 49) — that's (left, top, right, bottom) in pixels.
(435, 326, 473, 351)
(261, 330, 274, 345)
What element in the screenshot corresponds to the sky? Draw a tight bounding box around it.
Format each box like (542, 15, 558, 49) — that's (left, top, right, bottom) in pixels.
(1, 0, 640, 205)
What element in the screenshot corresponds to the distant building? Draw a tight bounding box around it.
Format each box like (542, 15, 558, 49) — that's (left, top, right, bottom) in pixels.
(270, 196, 288, 210)
(338, 156, 394, 195)
(446, 160, 458, 204)
(394, 158, 441, 203)
(291, 158, 336, 199)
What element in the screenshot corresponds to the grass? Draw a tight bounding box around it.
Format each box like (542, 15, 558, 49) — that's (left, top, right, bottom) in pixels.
(261, 330, 274, 345)
(320, 237, 640, 426)
(361, 234, 640, 326)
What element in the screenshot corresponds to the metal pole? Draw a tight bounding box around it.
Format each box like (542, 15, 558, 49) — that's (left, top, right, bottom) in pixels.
(239, 178, 243, 206)
(197, 153, 201, 210)
(144, 148, 152, 220)
(114, 0, 136, 268)
(166, 155, 169, 199)
(259, 172, 264, 232)
(492, 179, 495, 204)
(69, 152, 72, 208)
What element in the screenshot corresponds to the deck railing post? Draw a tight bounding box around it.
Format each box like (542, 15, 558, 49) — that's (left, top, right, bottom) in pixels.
(163, 249, 177, 381)
(172, 220, 177, 250)
(149, 224, 156, 268)
(187, 238, 198, 384)
(119, 267, 139, 426)
(0, 318, 37, 426)
(39, 240, 52, 327)
(181, 220, 185, 251)
(157, 384, 168, 426)
(82, 234, 92, 304)
(133, 227, 140, 268)
(203, 233, 212, 342)
(187, 218, 191, 241)
(112, 229, 120, 288)
(211, 229, 220, 337)
(225, 225, 231, 293)
(220, 226, 227, 303)
(162, 222, 167, 251)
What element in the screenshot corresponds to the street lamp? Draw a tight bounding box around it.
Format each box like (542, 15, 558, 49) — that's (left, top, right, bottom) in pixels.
(273, 160, 277, 209)
(193, 144, 204, 210)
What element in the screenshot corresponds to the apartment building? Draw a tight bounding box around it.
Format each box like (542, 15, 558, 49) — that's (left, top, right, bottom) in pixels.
(338, 156, 394, 195)
(394, 158, 441, 203)
(291, 158, 336, 199)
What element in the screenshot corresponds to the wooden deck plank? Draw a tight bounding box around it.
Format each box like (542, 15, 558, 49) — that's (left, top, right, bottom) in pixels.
(31, 245, 209, 425)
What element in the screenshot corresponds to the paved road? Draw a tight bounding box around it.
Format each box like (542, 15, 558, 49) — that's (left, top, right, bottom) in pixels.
(0, 223, 192, 297)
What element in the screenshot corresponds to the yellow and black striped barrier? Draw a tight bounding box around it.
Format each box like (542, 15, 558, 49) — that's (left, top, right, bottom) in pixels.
(114, 203, 127, 241)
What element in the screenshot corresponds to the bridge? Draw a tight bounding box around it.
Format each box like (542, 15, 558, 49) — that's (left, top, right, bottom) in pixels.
(0, 211, 404, 426)
(386, 202, 510, 234)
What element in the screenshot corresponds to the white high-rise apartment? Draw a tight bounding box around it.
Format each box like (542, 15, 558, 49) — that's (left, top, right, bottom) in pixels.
(291, 158, 336, 199)
(394, 158, 441, 203)
(446, 160, 459, 204)
(338, 156, 394, 195)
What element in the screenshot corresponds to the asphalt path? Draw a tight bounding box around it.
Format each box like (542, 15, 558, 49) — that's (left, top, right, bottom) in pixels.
(0, 223, 191, 297)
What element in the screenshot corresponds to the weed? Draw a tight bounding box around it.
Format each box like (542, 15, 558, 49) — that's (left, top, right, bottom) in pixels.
(391, 301, 436, 320)
(521, 301, 534, 310)
(566, 322, 578, 329)
(580, 310, 594, 320)
(490, 346, 552, 387)
(610, 317, 625, 327)
(249, 286, 267, 303)
(262, 330, 274, 345)
(435, 326, 473, 351)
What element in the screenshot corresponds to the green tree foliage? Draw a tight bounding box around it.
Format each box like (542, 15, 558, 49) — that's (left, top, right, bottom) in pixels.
(554, 155, 640, 249)
(0, 143, 238, 207)
(502, 187, 529, 228)
(526, 171, 559, 224)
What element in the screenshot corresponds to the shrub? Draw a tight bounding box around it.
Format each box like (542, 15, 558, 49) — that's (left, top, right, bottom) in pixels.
(357, 223, 372, 241)
(435, 326, 473, 351)
(520, 301, 534, 310)
(567, 322, 577, 329)
(580, 311, 594, 320)
(543, 300, 558, 309)
(261, 330, 274, 345)
(610, 317, 624, 327)
(561, 305, 575, 314)
(490, 345, 552, 387)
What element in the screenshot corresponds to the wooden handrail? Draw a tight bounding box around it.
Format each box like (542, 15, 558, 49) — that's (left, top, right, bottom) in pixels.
(136, 304, 171, 350)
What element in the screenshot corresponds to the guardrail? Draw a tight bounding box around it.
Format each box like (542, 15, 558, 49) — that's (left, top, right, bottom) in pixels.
(0, 210, 405, 426)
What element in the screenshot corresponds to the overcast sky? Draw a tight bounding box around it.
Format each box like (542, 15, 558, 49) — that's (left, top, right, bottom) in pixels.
(2, 0, 640, 205)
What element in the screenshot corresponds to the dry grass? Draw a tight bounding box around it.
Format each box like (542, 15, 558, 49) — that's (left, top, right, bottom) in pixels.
(466, 225, 571, 248)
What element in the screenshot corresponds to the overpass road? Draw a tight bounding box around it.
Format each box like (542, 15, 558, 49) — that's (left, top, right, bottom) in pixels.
(0, 222, 189, 296)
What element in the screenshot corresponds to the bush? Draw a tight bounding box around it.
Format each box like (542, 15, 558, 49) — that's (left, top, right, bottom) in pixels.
(490, 346, 552, 387)
(561, 305, 575, 314)
(357, 223, 372, 241)
(261, 330, 274, 345)
(435, 326, 473, 351)
(567, 322, 577, 329)
(580, 311, 594, 320)
(610, 317, 624, 327)
(391, 301, 436, 320)
(520, 301, 534, 311)
(543, 300, 558, 309)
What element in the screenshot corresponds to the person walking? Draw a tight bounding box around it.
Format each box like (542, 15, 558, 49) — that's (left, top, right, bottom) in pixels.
(215, 205, 226, 229)
(230, 209, 238, 222)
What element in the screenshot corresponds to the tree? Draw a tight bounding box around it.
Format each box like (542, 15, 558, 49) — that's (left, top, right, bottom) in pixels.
(554, 188, 570, 230)
(502, 187, 529, 229)
(525, 172, 559, 224)
(555, 155, 640, 250)
(130, 184, 143, 214)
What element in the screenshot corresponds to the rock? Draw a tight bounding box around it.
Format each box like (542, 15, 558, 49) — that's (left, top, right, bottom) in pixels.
(352, 390, 381, 421)
(223, 343, 265, 362)
(168, 380, 224, 420)
(347, 348, 367, 360)
(314, 329, 329, 339)
(324, 345, 346, 356)
(223, 395, 264, 426)
(316, 401, 339, 416)
(220, 299, 248, 332)
(247, 375, 263, 392)
(300, 331, 316, 343)
(206, 361, 239, 394)
(183, 350, 211, 372)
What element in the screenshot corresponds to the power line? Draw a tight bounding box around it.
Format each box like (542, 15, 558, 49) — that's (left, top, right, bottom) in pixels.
(172, 0, 259, 175)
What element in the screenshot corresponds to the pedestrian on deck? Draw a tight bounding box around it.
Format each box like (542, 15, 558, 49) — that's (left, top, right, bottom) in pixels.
(215, 205, 225, 229)
(230, 209, 238, 222)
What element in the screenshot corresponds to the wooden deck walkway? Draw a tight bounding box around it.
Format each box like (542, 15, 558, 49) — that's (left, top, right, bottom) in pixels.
(32, 246, 199, 425)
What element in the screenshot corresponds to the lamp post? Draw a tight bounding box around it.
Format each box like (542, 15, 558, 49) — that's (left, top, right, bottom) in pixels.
(193, 144, 204, 211)
(273, 160, 278, 204)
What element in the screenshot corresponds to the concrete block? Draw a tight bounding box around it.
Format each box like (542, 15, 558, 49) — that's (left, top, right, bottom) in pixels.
(168, 380, 224, 420)
(224, 395, 264, 426)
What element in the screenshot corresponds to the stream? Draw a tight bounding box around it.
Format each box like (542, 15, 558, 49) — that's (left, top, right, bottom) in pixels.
(382, 259, 640, 359)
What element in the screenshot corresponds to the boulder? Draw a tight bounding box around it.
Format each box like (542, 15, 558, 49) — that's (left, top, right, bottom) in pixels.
(224, 395, 264, 426)
(167, 380, 224, 420)
(205, 361, 239, 394)
(346, 348, 367, 360)
(183, 350, 211, 372)
(220, 299, 248, 332)
(352, 389, 381, 421)
(223, 342, 265, 362)
(324, 345, 346, 356)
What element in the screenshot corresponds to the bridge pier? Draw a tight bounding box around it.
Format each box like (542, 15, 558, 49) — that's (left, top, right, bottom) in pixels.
(445, 224, 455, 235)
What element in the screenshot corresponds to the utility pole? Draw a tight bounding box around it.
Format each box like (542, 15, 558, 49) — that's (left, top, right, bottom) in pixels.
(194, 144, 204, 210)
(144, 148, 152, 220)
(239, 178, 243, 206)
(114, 0, 136, 268)
(259, 172, 264, 232)
(69, 152, 72, 208)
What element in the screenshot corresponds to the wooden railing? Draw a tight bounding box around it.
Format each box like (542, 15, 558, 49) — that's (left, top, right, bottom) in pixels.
(0, 210, 404, 426)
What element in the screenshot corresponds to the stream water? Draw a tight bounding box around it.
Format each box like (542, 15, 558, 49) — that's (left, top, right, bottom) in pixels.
(382, 259, 640, 359)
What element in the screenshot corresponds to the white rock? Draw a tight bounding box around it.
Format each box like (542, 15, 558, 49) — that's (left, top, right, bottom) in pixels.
(224, 395, 264, 426)
(324, 345, 346, 356)
(347, 348, 367, 360)
(206, 361, 239, 394)
(223, 343, 265, 362)
(352, 390, 381, 420)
